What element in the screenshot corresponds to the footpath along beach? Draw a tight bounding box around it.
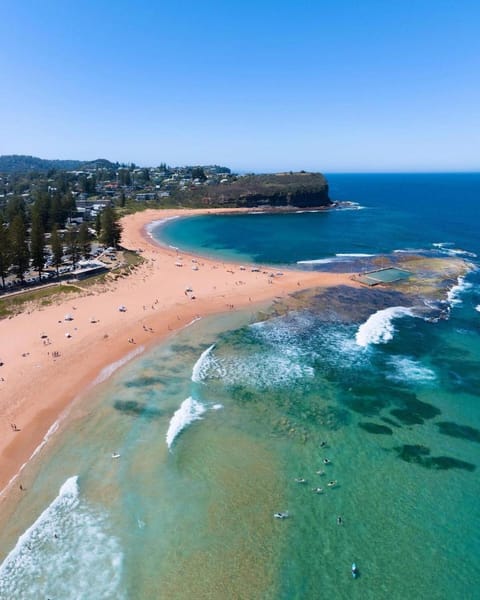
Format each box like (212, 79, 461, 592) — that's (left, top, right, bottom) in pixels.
(0, 208, 359, 499)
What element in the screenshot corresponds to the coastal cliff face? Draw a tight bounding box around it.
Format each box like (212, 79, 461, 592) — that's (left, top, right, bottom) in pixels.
(182, 172, 332, 208)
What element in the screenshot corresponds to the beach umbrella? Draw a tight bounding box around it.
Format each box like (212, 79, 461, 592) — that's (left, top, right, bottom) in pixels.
(118, 305, 127, 312)
(64, 314, 74, 321)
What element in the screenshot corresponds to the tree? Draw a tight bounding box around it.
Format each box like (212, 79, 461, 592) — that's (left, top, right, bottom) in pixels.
(65, 226, 80, 269)
(9, 214, 29, 281)
(191, 167, 207, 182)
(61, 191, 76, 224)
(50, 225, 63, 276)
(6, 196, 27, 225)
(0, 222, 10, 288)
(30, 208, 46, 278)
(94, 212, 102, 236)
(100, 206, 122, 248)
(118, 169, 131, 186)
(78, 222, 91, 258)
(48, 193, 63, 229)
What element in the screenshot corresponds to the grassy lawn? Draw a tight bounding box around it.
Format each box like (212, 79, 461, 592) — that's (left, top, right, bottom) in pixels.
(0, 284, 81, 319)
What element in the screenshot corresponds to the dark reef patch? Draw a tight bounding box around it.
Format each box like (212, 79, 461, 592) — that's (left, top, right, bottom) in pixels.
(389, 392, 440, 425)
(170, 343, 198, 354)
(344, 396, 388, 416)
(125, 376, 165, 388)
(301, 286, 413, 323)
(380, 416, 401, 428)
(113, 400, 163, 419)
(390, 409, 424, 425)
(436, 421, 480, 443)
(359, 422, 393, 435)
(400, 396, 441, 420)
(394, 444, 475, 471)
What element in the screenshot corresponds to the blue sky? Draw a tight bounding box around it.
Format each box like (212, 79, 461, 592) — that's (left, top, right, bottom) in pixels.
(0, 0, 478, 171)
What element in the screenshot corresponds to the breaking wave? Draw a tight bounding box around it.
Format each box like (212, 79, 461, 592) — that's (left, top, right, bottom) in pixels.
(0, 477, 124, 600)
(355, 307, 414, 347)
(297, 258, 338, 265)
(447, 277, 472, 306)
(191, 344, 215, 383)
(297, 253, 375, 265)
(166, 397, 207, 449)
(335, 253, 375, 258)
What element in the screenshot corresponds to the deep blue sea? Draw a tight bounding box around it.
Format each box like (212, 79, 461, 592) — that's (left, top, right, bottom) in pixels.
(0, 174, 479, 599)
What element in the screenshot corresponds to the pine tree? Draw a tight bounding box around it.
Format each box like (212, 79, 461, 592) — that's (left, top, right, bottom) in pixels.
(9, 214, 30, 281)
(78, 222, 91, 259)
(30, 208, 46, 278)
(65, 226, 80, 269)
(100, 206, 122, 248)
(50, 225, 63, 276)
(0, 222, 10, 288)
(95, 212, 102, 236)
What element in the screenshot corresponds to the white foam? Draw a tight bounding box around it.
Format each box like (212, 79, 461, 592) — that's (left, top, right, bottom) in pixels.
(211, 404, 223, 410)
(442, 248, 477, 258)
(0, 476, 125, 599)
(298, 253, 374, 265)
(475, 305, 480, 313)
(146, 215, 180, 236)
(166, 396, 207, 449)
(387, 356, 436, 384)
(335, 253, 374, 257)
(447, 276, 472, 306)
(191, 344, 216, 383)
(198, 324, 315, 390)
(93, 346, 145, 386)
(432, 242, 454, 248)
(355, 306, 414, 347)
(393, 248, 426, 254)
(297, 258, 338, 265)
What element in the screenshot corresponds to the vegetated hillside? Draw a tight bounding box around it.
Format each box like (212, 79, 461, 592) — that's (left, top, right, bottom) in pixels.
(178, 172, 331, 208)
(0, 155, 117, 173)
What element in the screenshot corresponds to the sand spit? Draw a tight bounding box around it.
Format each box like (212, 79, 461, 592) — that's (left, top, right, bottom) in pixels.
(0, 207, 358, 497)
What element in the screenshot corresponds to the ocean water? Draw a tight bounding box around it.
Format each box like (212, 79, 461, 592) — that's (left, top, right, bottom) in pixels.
(1, 174, 479, 599)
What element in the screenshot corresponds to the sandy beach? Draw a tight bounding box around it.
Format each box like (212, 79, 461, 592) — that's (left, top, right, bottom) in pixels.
(0, 207, 358, 498)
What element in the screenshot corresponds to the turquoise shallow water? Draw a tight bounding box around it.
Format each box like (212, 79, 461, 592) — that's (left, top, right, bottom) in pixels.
(0, 174, 479, 599)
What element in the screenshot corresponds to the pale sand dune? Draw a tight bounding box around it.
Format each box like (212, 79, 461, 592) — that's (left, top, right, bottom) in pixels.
(0, 208, 358, 496)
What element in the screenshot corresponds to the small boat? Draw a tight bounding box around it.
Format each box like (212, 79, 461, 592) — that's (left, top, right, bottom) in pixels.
(273, 511, 289, 519)
(327, 480, 338, 488)
(316, 470, 325, 476)
(351, 563, 358, 578)
(112, 453, 121, 459)
(312, 487, 323, 494)
(294, 477, 307, 484)
(323, 458, 331, 465)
